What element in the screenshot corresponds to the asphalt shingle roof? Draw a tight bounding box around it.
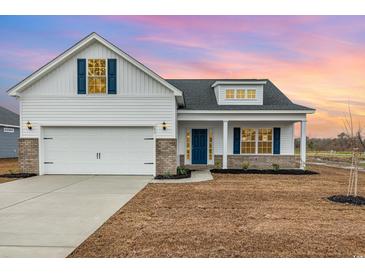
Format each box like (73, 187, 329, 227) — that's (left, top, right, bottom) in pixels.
(166, 79, 314, 111)
(0, 106, 19, 126)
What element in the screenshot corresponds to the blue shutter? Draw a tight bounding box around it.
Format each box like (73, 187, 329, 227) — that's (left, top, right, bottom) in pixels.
(108, 59, 117, 94)
(273, 127, 281, 154)
(233, 128, 240, 154)
(77, 59, 86, 94)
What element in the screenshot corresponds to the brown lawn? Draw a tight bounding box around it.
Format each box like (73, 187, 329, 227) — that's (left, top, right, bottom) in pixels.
(0, 158, 19, 184)
(69, 165, 365, 258)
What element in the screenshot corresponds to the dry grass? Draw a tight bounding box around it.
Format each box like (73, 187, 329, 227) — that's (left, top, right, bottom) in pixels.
(0, 158, 19, 184)
(69, 165, 365, 258)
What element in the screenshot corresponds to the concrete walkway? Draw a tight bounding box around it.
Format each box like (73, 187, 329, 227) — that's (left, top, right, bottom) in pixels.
(151, 170, 213, 183)
(0, 175, 151, 258)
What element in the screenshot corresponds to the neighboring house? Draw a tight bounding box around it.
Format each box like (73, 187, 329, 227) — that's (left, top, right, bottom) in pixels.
(7, 33, 315, 175)
(0, 106, 19, 158)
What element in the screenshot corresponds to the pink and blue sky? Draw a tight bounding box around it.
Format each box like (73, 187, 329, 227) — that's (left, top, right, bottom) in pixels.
(0, 16, 364, 138)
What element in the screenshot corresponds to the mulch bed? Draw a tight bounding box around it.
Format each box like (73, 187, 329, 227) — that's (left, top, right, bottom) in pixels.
(0, 173, 37, 178)
(210, 169, 319, 175)
(328, 195, 365, 206)
(154, 170, 191, 180)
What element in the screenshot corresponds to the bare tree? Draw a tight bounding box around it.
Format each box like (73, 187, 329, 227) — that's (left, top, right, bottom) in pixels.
(342, 103, 362, 197)
(357, 127, 365, 151)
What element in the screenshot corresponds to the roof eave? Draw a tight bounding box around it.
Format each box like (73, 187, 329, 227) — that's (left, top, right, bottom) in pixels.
(211, 80, 267, 88)
(177, 109, 315, 114)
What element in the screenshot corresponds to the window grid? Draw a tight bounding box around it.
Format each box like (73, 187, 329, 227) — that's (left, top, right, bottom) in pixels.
(186, 130, 191, 160)
(241, 128, 256, 154)
(88, 59, 106, 94)
(236, 89, 245, 99)
(225, 89, 235, 99)
(258, 128, 273, 154)
(208, 129, 213, 160)
(247, 89, 256, 99)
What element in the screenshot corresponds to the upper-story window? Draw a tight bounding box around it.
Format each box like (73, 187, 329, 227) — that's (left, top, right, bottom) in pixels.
(225, 89, 235, 99)
(225, 88, 256, 99)
(236, 89, 245, 99)
(88, 59, 106, 94)
(247, 89, 256, 99)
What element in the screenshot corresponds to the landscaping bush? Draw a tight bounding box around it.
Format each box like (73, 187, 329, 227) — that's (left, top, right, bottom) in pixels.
(241, 161, 250, 170)
(154, 167, 191, 180)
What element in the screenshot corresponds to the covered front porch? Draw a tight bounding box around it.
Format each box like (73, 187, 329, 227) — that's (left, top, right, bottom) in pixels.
(177, 111, 308, 170)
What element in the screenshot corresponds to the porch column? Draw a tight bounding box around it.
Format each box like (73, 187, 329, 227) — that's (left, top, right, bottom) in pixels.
(300, 120, 307, 169)
(223, 120, 228, 169)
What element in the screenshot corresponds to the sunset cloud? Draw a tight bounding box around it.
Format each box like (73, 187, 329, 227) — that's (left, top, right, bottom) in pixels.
(0, 16, 364, 137)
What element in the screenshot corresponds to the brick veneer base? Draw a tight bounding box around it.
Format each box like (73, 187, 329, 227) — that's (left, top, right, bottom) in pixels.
(156, 138, 177, 175)
(18, 138, 39, 174)
(227, 155, 298, 169)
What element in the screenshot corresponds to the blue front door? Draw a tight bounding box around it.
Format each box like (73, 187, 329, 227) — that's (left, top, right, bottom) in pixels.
(192, 129, 208, 164)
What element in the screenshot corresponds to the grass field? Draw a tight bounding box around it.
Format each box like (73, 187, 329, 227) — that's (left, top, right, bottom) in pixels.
(69, 165, 365, 258)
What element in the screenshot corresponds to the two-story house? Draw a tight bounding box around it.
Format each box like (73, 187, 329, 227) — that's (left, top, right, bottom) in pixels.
(7, 33, 315, 176)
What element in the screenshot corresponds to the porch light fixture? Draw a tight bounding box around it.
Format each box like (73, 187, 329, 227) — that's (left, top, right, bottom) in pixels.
(162, 121, 167, 131)
(26, 121, 32, 130)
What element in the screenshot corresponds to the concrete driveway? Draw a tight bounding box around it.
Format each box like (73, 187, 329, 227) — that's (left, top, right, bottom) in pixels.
(0, 175, 151, 258)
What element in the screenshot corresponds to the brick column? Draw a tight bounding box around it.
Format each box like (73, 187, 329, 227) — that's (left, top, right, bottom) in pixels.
(18, 138, 39, 174)
(156, 138, 177, 175)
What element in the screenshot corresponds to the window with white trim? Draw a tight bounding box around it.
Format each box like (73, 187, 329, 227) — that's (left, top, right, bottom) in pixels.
(247, 89, 256, 99)
(224, 88, 256, 100)
(88, 59, 106, 94)
(241, 128, 256, 154)
(225, 89, 235, 99)
(240, 128, 273, 154)
(186, 129, 191, 160)
(236, 89, 245, 99)
(258, 128, 273, 154)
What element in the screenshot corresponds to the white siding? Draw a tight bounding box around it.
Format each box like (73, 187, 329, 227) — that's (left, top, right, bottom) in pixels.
(22, 42, 172, 97)
(216, 84, 264, 105)
(19, 41, 177, 138)
(20, 96, 175, 138)
(178, 121, 294, 160)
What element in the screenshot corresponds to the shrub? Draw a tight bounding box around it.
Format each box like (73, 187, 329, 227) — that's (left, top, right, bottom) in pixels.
(241, 161, 250, 170)
(177, 166, 189, 175)
(272, 163, 280, 171)
(215, 160, 222, 169)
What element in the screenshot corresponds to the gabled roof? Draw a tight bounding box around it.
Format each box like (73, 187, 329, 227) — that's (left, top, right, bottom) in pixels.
(7, 32, 184, 105)
(0, 106, 19, 127)
(166, 79, 315, 112)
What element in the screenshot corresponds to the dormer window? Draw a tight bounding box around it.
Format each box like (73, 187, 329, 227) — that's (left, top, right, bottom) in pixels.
(225, 89, 235, 99)
(247, 89, 256, 99)
(224, 88, 257, 100)
(88, 59, 106, 94)
(236, 89, 245, 99)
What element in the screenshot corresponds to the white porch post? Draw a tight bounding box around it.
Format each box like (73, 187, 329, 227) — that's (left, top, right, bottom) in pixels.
(223, 120, 228, 169)
(300, 120, 307, 169)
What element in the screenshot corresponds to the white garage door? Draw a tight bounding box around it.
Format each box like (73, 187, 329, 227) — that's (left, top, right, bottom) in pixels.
(42, 127, 154, 175)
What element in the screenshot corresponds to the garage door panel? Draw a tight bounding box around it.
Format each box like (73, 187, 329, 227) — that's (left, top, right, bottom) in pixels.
(43, 127, 154, 175)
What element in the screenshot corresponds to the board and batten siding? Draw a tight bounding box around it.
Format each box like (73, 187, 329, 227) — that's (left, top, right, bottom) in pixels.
(178, 121, 294, 158)
(19, 41, 177, 138)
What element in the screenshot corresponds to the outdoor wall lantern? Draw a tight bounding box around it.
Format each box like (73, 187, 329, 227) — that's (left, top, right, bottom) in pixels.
(162, 121, 167, 131)
(26, 121, 32, 130)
